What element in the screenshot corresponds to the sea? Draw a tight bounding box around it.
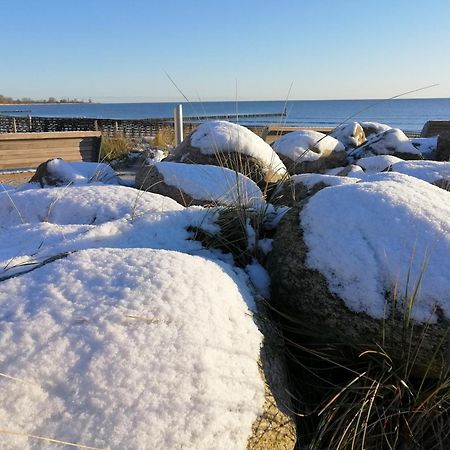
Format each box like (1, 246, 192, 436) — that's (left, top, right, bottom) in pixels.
(1, 98, 450, 133)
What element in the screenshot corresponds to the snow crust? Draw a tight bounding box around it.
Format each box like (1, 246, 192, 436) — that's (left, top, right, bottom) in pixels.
(155, 161, 265, 208)
(273, 130, 344, 161)
(0, 248, 264, 450)
(301, 172, 450, 322)
(391, 160, 450, 184)
(190, 121, 286, 175)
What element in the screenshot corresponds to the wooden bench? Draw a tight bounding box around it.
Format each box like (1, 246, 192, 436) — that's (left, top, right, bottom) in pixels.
(0, 131, 102, 170)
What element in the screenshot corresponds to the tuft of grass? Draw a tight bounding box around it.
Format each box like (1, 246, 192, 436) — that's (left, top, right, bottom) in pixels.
(275, 264, 450, 450)
(99, 134, 133, 161)
(152, 126, 175, 150)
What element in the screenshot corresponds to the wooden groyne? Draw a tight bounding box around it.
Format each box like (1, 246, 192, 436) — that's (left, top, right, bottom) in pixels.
(0, 112, 286, 139)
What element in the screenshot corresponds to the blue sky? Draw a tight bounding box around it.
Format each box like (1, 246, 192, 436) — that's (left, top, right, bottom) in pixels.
(2, 0, 450, 102)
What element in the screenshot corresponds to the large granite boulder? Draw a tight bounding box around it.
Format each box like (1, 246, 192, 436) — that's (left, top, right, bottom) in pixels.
(350, 128, 422, 160)
(165, 121, 288, 188)
(272, 130, 347, 175)
(136, 161, 266, 208)
(268, 172, 450, 377)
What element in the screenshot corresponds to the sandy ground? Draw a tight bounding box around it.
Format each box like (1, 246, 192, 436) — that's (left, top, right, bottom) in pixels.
(0, 171, 35, 186)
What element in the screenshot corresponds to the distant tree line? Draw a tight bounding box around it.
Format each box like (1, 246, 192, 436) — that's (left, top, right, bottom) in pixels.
(0, 95, 92, 104)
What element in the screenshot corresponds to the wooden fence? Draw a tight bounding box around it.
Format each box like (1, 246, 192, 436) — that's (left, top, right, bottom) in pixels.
(0, 131, 101, 170)
(0, 112, 285, 139)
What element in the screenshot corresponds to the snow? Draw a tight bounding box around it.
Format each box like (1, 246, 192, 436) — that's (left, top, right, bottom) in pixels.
(246, 260, 271, 298)
(291, 173, 359, 188)
(0, 248, 264, 450)
(357, 155, 403, 173)
(391, 160, 450, 184)
(272, 130, 345, 161)
(40, 159, 120, 185)
(360, 122, 392, 134)
(410, 137, 437, 155)
(190, 121, 287, 176)
(351, 128, 421, 158)
(301, 172, 450, 322)
(0, 183, 16, 192)
(155, 161, 266, 208)
(346, 165, 366, 178)
(0, 185, 182, 228)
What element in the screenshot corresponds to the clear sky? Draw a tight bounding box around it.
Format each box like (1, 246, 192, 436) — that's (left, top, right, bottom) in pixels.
(2, 0, 450, 102)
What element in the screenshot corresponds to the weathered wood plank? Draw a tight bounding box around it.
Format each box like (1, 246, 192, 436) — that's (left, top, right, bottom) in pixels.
(0, 131, 101, 169)
(0, 149, 95, 163)
(0, 140, 97, 151)
(0, 131, 102, 140)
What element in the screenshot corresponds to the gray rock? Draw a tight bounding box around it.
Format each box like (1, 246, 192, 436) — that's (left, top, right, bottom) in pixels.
(436, 132, 450, 161)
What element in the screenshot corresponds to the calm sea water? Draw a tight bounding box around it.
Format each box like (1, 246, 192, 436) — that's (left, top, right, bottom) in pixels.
(1, 98, 450, 132)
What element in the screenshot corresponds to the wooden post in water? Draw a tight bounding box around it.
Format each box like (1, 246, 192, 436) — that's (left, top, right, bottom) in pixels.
(12, 118, 17, 133)
(28, 115, 32, 132)
(174, 104, 183, 146)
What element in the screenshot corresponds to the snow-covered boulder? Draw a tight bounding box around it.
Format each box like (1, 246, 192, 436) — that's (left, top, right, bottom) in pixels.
(350, 128, 422, 160)
(360, 121, 392, 137)
(274, 173, 359, 206)
(391, 160, 450, 187)
(272, 130, 347, 175)
(29, 158, 120, 187)
(268, 173, 450, 377)
(136, 161, 265, 208)
(0, 248, 295, 450)
(0, 185, 182, 228)
(329, 122, 366, 148)
(165, 121, 288, 187)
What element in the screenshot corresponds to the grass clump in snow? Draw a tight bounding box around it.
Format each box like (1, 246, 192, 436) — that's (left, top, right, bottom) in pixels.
(99, 134, 133, 161)
(280, 272, 450, 450)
